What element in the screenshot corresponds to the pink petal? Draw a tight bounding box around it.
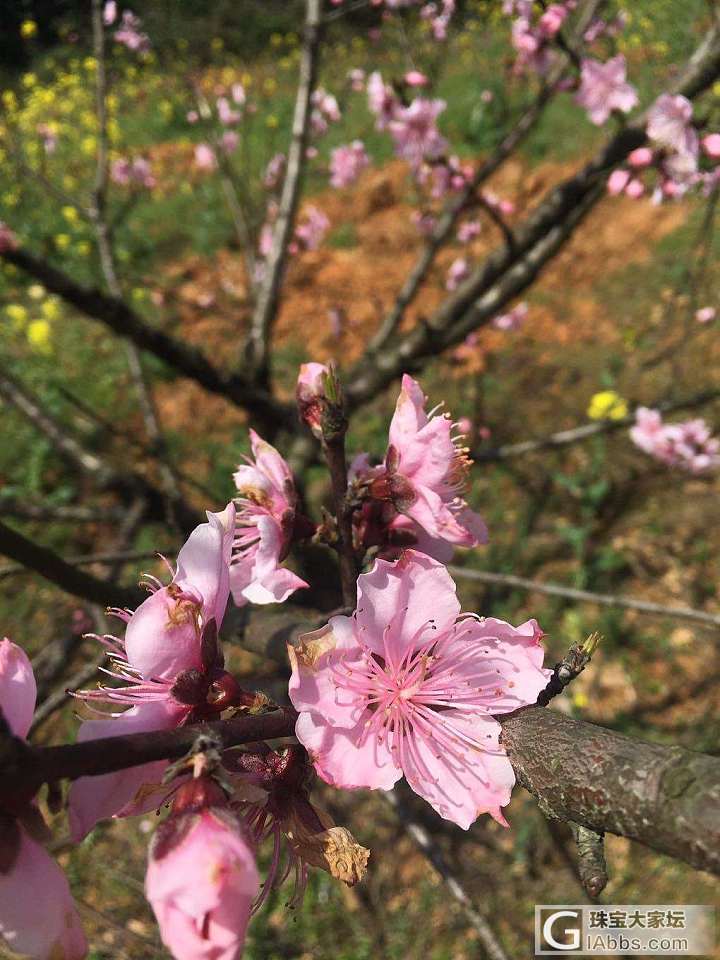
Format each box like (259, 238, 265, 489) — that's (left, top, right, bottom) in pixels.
(0, 828, 87, 959)
(355, 552, 461, 661)
(248, 429, 293, 493)
(295, 711, 402, 791)
(388, 375, 429, 451)
(174, 503, 235, 626)
(0, 638, 36, 739)
(404, 484, 475, 545)
(401, 711, 515, 828)
(288, 617, 366, 727)
(68, 701, 186, 841)
(123, 587, 202, 681)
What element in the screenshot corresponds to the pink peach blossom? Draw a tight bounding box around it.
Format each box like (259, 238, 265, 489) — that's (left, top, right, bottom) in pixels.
(194, 143, 217, 171)
(367, 71, 399, 129)
(230, 431, 308, 606)
(294, 205, 329, 251)
(575, 56, 638, 126)
(607, 168, 630, 195)
(68, 506, 235, 839)
(361, 375, 488, 554)
(628, 147, 653, 168)
(695, 306, 716, 324)
(146, 809, 258, 960)
(289, 551, 549, 828)
(647, 94, 698, 158)
(114, 10, 150, 51)
(493, 301, 528, 331)
(702, 133, 720, 159)
(329, 141, 370, 188)
(389, 98, 447, 168)
(404, 70, 428, 87)
(446, 256, 470, 290)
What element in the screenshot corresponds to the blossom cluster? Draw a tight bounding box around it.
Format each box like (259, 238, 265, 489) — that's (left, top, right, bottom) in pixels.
(630, 407, 720, 474)
(0, 366, 552, 960)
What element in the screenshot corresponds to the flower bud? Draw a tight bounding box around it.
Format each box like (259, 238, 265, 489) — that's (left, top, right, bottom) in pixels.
(296, 362, 329, 438)
(146, 800, 259, 960)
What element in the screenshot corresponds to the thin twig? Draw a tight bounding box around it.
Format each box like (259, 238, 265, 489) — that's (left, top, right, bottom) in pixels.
(474, 388, 720, 462)
(383, 790, 511, 960)
(245, 0, 323, 380)
(449, 566, 720, 629)
(0, 549, 169, 581)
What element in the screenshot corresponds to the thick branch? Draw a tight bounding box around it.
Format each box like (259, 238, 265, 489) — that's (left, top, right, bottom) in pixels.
(499, 706, 720, 875)
(0, 520, 144, 609)
(245, 0, 323, 380)
(0, 247, 291, 427)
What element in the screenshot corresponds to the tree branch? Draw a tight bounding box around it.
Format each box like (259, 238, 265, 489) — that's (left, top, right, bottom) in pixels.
(499, 706, 720, 876)
(0, 520, 144, 609)
(244, 0, 323, 381)
(0, 247, 291, 428)
(448, 566, 720, 629)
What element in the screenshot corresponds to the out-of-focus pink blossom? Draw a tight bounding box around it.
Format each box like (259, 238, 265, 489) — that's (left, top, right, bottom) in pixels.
(219, 130, 240, 154)
(576, 56, 638, 126)
(329, 141, 370, 188)
(36, 123, 58, 154)
(231, 82, 246, 106)
(695, 306, 716, 324)
(294, 205, 329, 251)
(0, 830, 88, 959)
(628, 147, 653, 168)
(446, 256, 470, 290)
(624, 178, 644, 199)
(186, 109, 198, 124)
(411, 210, 436, 234)
(264, 153, 286, 189)
(493, 301, 528, 331)
(147, 807, 258, 960)
(702, 133, 720, 160)
(194, 143, 217, 171)
(103, 0, 117, 25)
(68, 506, 236, 840)
(607, 168, 630, 195)
(348, 68, 366, 91)
(230, 431, 308, 606)
(647, 94, 698, 158)
(389, 97, 447, 168)
(457, 219, 481, 243)
(114, 10, 150, 52)
(367, 71, 399, 129)
(217, 96, 242, 125)
(111, 156, 156, 188)
(289, 551, 549, 828)
(482, 190, 515, 216)
(538, 3, 568, 38)
(404, 70, 429, 87)
(630, 407, 720, 473)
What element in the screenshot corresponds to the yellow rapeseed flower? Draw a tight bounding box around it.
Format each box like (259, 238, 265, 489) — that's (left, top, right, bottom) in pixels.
(22, 73, 37, 88)
(55, 234, 71, 251)
(587, 390, 628, 421)
(241, 72, 252, 87)
(211, 38, 224, 52)
(28, 284, 45, 300)
(27, 319, 51, 352)
(6, 304, 28, 327)
(61, 205, 79, 225)
(263, 78, 277, 95)
(572, 692, 589, 709)
(20, 19, 38, 39)
(81, 135, 97, 155)
(270, 33, 283, 47)
(75, 241, 91, 256)
(266, 115, 279, 128)
(41, 297, 61, 320)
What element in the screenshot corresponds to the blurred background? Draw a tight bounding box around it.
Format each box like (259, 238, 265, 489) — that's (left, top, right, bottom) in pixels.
(1, 1, 719, 957)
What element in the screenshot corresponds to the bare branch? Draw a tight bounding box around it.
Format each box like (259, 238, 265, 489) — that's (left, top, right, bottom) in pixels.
(448, 566, 720, 629)
(0, 520, 144, 609)
(245, 0, 323, 381)
(0, 246, 291, 428)
(474, 388, 720, 462)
